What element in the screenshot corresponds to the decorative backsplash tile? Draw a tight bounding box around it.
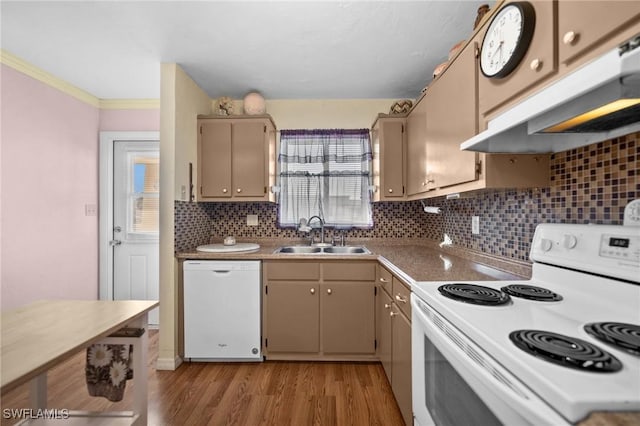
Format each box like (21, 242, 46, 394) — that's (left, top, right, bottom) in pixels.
(175, 132, 638, 263)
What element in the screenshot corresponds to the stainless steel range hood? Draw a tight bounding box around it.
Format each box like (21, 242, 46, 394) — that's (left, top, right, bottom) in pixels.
(461, 36, 640, 153)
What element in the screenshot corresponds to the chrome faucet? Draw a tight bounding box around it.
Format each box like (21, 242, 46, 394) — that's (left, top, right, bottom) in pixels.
(307, 215, 327, 245)
(298, 215, 327, 246)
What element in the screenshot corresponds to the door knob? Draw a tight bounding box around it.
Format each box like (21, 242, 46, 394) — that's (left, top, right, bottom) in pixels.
(109, 240, 122, 246)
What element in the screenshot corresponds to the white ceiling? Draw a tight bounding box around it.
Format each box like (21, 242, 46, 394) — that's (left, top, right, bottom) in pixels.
(1, 1, 488, 100)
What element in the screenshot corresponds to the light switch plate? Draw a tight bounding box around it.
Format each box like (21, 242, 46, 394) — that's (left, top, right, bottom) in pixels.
(472, 216, 480, 235)
(85, 204, 97, 216)
(247, 214, 259, 226)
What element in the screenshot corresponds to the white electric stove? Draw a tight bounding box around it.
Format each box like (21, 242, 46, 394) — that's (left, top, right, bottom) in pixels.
(411, 222, 640, 426)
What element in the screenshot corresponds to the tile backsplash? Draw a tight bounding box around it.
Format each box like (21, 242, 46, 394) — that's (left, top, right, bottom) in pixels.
(175, 132, 638, 262)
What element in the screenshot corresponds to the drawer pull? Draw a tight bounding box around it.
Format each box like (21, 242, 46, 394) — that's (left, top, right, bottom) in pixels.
(222, 188, 228, 193)
(236, 188, 242, 193)
(395, 294, 407, 304)
(388, 188, 393, 193)
(310, 288, 316, 295)
(327, 288, 333, 295)
(390, 311, 399, 317)
(379, 277, 389, 283)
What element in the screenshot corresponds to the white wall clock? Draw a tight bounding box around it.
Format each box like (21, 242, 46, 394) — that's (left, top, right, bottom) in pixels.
(480, 2, 536, 79)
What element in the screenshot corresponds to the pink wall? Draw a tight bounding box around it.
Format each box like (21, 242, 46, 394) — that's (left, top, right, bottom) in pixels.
(99, 108, 160, 131)
(1, 64, 160, 310)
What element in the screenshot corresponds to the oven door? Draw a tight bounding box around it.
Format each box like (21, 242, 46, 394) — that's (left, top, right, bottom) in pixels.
(411, 294, 569, 426)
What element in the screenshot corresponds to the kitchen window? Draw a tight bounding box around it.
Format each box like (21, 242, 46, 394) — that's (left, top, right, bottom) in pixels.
(278, 129, 373, 228)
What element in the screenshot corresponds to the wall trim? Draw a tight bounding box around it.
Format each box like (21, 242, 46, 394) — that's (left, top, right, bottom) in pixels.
(156, 356, 183, 371)
(1, 49, 100, 107)
(1, 49, 160, 110)
(99, 99, 161, 110)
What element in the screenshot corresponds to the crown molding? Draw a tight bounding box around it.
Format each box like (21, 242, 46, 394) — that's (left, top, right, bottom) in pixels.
(1, 49, 100, 107)
(1, 50, 160, 110)
(99, 99, 160, 109)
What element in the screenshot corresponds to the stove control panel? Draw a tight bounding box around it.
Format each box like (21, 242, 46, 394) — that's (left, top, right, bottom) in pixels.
(599, 234, 640, 262)
(531, 224, 640, 282)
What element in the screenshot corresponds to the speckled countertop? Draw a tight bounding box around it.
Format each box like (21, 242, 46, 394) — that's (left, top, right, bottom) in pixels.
(175, 238, 531, 284)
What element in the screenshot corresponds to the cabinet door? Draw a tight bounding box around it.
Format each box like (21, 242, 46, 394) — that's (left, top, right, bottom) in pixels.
(321, 282, 375, 354)
(265, 282, 319, 353)
(425, 42, 478, 190)
(558, 0, 640, 66)
(381, 120, 405, 198)
(377, 289, 393, 383)
(232, 121, 266, 197)
(406, 99, 429, 196)
(478, 0, 557, 120)
(392, 310, 412, 426)
(199, 121, 232, 198)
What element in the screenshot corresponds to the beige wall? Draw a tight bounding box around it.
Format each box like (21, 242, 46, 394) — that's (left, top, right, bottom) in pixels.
(158, 63, 210, 370)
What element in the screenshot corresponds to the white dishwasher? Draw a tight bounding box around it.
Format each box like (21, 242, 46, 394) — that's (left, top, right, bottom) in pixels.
(183, 260, 262, 361)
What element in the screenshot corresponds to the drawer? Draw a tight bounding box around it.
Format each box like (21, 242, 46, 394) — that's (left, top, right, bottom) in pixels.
(392, 277, 411, 318)
(376, 265, 393, 295)
(266, 261, 320, 280)
(323, 262, 376, 281)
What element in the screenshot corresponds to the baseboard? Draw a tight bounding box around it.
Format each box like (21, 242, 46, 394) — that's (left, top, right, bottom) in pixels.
(155, 355, 183, 371)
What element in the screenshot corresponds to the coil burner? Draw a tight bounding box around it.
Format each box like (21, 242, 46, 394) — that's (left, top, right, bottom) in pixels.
(438, 283, 511, 306)
(510, 330, 622, 372)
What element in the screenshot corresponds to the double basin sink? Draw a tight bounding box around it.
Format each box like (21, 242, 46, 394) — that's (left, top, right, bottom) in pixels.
(274, 245, 371, 255)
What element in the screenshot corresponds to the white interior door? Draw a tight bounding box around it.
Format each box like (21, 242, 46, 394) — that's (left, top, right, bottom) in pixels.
(112, 141, 160, 325)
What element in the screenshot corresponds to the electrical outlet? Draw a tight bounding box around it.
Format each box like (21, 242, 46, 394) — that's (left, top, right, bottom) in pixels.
(472, 216, 480, 235)
(247, 214, 259, 226)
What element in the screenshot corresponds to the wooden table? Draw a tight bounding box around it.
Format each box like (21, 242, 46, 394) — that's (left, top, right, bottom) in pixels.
(1, 300, 158, 425)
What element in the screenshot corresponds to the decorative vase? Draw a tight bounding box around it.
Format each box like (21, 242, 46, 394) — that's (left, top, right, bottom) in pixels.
(243, 92, 266, 115)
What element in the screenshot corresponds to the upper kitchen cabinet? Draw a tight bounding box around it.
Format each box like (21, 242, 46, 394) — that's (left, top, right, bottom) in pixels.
(478, 0, 557, 126)
(371, 115, 406, 201)
(197, 115, 276, 202)
(558, 0, 640, 68)
(424, 38, 478, 190)
(406, 98, 429, 197)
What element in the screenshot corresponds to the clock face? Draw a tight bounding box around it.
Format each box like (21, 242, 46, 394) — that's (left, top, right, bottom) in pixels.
(480, 2, 536, 79)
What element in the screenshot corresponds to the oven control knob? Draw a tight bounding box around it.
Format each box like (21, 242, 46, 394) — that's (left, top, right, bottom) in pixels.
(562, 234, 578, 249)
(539, 238, 553, 252)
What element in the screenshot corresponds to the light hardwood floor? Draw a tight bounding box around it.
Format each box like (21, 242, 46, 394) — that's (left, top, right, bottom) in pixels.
(1, 330, 405, 426)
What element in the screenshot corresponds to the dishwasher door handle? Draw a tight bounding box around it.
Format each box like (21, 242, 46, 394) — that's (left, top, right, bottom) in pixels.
(212, 270, 231, 274)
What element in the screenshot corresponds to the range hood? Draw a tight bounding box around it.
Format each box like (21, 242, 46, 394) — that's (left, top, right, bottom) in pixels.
(461, 35, 640, 153)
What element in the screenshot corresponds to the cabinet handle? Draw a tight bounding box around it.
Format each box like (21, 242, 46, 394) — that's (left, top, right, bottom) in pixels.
(379, 277, 389, 283)
(310, 288, 315, 295)
(388, 188, 393, 193)
(530, 58, 542, 71)
(563, 31, 578, 45)
(390, 311, 399, 317)
(236, 188, 242, 193)
(395, 294, 407, 304)
(327, 288, 332, 295)
(384, 303, 392, 309)
(222, 188, 228, 193)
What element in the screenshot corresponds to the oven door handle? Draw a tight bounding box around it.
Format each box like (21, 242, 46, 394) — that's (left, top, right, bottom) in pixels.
(411, 295, 570, 425)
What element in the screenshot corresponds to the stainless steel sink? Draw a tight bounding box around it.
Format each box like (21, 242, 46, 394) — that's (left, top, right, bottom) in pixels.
(276, 246, 323, 254)
(274, 245, 371, 255)
(323, 246, 369, 254)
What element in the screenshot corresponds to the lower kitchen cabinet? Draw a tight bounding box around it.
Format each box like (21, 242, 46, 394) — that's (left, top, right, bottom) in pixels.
(264, 281, 320, 353)
(392, 302, 412, 426)
(377, 265, 413, 425)
(263, 260, 376, 360)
